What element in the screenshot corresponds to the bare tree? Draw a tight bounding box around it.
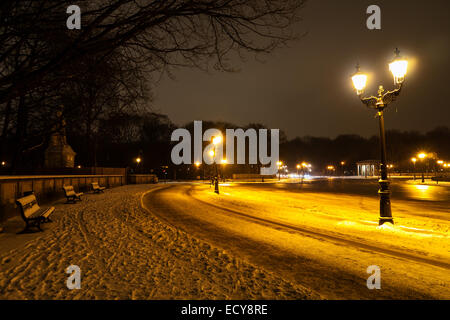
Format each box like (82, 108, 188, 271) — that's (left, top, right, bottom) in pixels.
(0, 0, 306, 105)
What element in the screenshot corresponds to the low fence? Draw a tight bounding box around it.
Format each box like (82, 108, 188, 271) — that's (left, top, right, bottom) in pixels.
(232, 173, 276, 180)
(0, 175, 124, 222)
(128, 174, 158, 184)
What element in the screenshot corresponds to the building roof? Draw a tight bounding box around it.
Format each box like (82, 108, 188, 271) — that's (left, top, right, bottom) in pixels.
(356, 160, 380, 165)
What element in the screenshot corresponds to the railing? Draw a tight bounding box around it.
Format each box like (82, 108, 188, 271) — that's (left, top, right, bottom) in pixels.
(0, 175, 124, 222)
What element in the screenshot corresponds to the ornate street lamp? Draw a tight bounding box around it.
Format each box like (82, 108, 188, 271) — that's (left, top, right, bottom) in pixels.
(351, 48, 408, 226)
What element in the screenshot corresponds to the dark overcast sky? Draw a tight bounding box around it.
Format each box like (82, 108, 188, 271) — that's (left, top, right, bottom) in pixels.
(154, 0, 450, 138)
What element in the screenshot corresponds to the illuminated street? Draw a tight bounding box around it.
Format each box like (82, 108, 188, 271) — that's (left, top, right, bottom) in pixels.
(144, 180, 450, 299)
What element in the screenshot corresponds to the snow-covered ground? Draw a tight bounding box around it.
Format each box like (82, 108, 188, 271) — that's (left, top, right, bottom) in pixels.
(405, 179, 450, 187)
(144, 183, 449, 299)
(0, 184, 316, 299)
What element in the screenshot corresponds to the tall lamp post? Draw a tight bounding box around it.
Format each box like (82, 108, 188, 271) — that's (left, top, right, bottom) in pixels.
(351, 48, 408, 226)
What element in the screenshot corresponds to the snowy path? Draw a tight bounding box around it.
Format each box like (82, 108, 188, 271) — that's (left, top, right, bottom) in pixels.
(0, 185, 316, 299)
(143, 183, 450, 299)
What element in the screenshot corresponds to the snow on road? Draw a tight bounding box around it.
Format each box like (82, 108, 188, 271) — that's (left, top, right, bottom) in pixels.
(144, 183, 449, 299)
(0, 184, 316, 299)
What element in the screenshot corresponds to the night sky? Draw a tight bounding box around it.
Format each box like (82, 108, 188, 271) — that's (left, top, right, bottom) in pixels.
(155, 0, 450, 138)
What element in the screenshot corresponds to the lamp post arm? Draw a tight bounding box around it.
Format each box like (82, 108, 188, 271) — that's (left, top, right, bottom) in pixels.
(360, 95, 378, 108)
(381, 84, 403, 106)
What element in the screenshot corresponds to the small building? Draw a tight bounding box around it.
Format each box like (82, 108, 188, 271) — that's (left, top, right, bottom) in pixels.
(356, 160, 380, 177)
(44, 109, 76, 168)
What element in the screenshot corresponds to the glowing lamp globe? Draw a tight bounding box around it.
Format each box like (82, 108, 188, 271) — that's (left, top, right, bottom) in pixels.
(351, 64, 367, 95)
(389, 49, 408, 85)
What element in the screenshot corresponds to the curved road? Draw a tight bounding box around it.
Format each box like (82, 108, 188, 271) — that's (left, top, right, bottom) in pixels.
(143, 183, 450, 299)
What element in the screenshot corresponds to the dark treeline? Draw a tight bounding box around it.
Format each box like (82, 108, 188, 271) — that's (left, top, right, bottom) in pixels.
(1, 106, 449, 177)
(281, 126, 450, 174)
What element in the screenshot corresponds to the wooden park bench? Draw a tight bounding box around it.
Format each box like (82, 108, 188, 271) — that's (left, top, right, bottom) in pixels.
(63, 185, 83, 203)
(16, 193, 55, 233)
(91, 182, 106, 193)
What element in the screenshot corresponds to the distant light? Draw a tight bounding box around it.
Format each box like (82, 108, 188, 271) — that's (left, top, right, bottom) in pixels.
(418, 153, 427, 160)
(296, 164, 301, 169)
(327, 165, 335, 170)
(77, 165, 81, 169)
(340, 161, 345, 166)
(411, 157, 417, 163)
(437, 160, 444, 165)
(136, 157, 142, 163)
(209, 150, 215, 157)
(212, 136, 222, 145)
(221, 159, 227, 164)
(277, 161, 283, 167)
(195, 162, 201, 167)
(1, 161, 5, 166)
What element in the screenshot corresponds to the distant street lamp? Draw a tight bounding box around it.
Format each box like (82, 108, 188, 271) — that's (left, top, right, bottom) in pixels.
(418, 152, 427, 183)
(387, 164, 394, 178)
(135, 157, 142, 173)
(411, 157, 417, 180)
(327, 165, 335, 176)
(195, 161, 201, 180)
(277, 161, 283, 181)
(340, 161, 346, 176)
(301, 162, 309, 183)
(212, 136, 222, 194)
(436, 160, 444, 184)
(351, 48, 408, 226)
(221, 159, 227, 182)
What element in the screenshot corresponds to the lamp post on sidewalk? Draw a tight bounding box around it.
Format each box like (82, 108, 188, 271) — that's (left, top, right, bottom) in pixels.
(351, 48, 408, 226)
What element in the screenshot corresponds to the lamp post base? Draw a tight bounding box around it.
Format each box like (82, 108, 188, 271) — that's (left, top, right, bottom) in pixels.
(378, 180, 393, 226)
(214, 178, 219, 194)
(379, 217, 394, 226)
